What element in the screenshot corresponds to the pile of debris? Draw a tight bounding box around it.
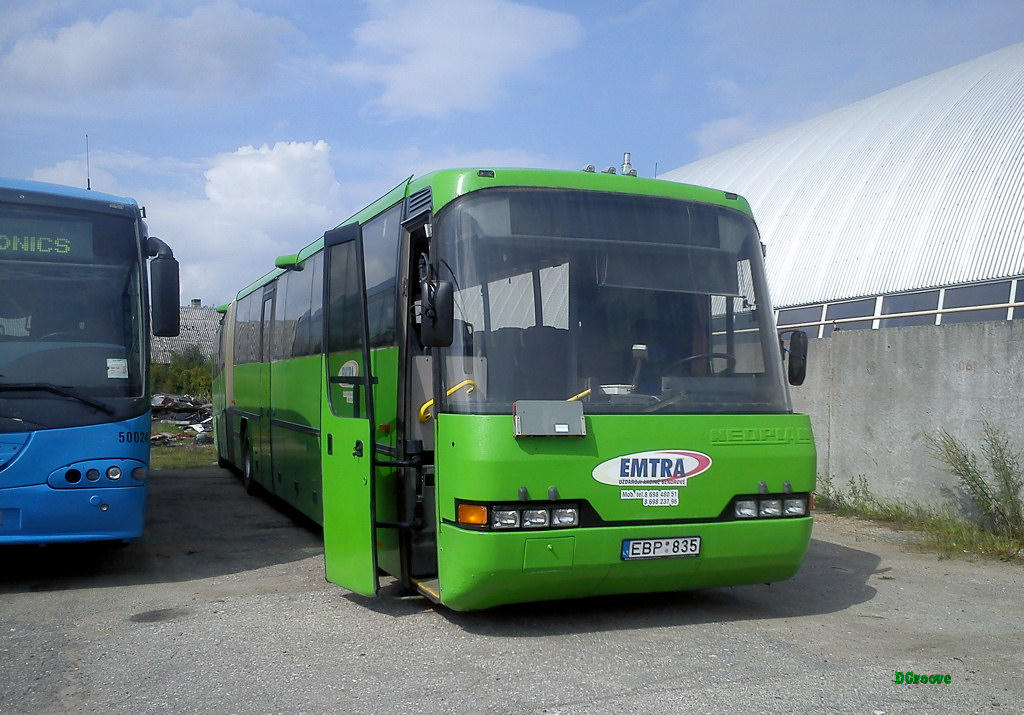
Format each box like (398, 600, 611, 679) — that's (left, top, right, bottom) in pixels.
(151, 393, 213, 446)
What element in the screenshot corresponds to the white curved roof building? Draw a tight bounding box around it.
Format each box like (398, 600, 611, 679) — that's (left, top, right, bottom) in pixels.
(663, 41, 1024, 336)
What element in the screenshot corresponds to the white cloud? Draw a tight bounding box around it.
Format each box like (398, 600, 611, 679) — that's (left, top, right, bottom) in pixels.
(693, 116, 773, 157)
(336, 0, 583, 119)
(144, 141, 345, 305)
(0, 1, 292, 110)
(0, 1, 55, 48)
(30, 150, 205, 201)
(27, 136, 572, 306)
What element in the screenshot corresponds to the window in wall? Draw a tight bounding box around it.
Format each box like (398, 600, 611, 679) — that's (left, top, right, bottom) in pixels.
(880, 290, 939, 328)
(1013, 280, 1024, 320)
(777, 304, 823, 340)
(823, 298, 875, 336)
(941, 282, 1011, 325)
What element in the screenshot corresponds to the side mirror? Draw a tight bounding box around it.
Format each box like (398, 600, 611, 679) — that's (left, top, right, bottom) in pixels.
(147, 236, 180, 337)
(787, 330, 807, 386)
(150, 256, 180, 337)
(420, 279, 454, 347)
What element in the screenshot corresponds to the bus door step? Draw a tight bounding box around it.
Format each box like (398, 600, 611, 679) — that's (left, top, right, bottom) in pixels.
(412, 578, 441, 604)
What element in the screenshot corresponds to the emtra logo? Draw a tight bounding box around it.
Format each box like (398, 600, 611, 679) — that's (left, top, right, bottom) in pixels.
(592, 450, 713, 487)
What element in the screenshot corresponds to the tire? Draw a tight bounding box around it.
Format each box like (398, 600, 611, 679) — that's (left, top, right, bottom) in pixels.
(242, 440, 258, 495)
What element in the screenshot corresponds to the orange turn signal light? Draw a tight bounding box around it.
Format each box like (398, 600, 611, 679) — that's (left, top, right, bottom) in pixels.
(457, 504, 488, 526)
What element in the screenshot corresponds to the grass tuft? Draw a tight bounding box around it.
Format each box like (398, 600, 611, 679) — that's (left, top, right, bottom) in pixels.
(815, 422, 1024, 562)
(151, 445, 218, 470)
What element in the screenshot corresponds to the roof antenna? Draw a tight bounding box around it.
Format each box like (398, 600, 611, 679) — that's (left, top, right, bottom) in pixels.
(85, 134, 91, 190)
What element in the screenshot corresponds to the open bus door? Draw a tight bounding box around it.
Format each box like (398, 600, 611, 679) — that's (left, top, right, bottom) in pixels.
(321, 223, 379, 597)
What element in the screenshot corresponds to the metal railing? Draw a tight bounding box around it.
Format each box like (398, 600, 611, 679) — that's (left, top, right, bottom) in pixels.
(777, 300, 1024, 335)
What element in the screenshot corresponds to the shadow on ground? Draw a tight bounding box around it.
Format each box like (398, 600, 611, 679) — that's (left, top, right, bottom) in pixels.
(0, 467, 323, 593)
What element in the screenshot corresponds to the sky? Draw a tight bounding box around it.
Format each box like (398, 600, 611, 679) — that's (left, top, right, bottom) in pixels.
(2, 1, 1023, 306)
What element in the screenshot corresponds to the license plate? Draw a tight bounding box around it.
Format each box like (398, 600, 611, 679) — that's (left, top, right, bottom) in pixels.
(621, 536, 701, 560)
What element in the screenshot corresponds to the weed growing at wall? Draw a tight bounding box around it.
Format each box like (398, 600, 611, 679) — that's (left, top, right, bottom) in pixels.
(815, 460, 1024, 561)
(928, 421, 1024, 542)
(815, 474, 925, 524)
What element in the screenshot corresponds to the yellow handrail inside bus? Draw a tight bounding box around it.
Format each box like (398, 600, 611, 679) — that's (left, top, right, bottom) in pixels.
(566, 388, 591, 402)
(419, 379, 477, 422)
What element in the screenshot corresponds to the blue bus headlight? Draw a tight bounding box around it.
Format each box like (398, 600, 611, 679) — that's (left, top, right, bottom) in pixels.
(106, 466, 122, 480)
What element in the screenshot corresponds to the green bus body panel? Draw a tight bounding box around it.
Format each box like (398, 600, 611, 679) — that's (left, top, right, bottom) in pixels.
(321, 409, 377, 596)
(414, 168, 755, 220)
(433, 412, 815, 611)
(230, 361, 267, 479)
(319, 346, 400, 591)
(437, 518, 812, 611)
(270, 354, 324, 520)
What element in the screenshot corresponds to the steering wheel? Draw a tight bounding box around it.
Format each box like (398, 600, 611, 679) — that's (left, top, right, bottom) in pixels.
(665, 352, 737, 374)
(38, 332, 78, 341)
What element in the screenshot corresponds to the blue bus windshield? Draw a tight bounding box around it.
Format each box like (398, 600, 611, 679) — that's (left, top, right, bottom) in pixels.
(0, 204, 145, 432)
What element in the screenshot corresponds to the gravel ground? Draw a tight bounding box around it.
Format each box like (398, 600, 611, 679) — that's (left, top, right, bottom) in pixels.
(2, 467, 1022, 714)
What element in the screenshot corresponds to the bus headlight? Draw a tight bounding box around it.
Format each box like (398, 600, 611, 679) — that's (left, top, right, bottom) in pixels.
(456, 501, 580, 530)
(550, 507, 579, 527)
(734, 499, 758, 519)
(784, 497, 808, 517)
(491, 509, 520, 529)
(106, 466, 122, 480)
(732, 494, 810, 520)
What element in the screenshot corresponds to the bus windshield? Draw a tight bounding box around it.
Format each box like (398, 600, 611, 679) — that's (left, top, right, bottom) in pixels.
(434, 187, 790, 415)
(0, 205, 145, 429)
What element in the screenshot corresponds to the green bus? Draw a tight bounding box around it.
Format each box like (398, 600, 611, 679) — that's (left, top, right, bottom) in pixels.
(213, 167, 814, 611)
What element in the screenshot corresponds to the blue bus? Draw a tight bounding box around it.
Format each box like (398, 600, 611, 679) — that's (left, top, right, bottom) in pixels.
(0, 178, 179, 544)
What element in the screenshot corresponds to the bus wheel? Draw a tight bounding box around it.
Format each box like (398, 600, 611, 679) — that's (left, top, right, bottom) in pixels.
(242, 441, 257, 495)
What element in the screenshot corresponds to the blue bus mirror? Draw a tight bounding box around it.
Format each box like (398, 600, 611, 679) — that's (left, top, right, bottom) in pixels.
(148, 236, 180, 337)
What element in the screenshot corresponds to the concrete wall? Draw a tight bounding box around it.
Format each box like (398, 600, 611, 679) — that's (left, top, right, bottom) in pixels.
(789, 320, 1024, 505)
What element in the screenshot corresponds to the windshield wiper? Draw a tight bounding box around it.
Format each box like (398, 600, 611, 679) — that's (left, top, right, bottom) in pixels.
(0, 382, 115, 415)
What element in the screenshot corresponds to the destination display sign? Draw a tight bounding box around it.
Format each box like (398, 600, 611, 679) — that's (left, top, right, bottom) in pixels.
(0, 215, 93, 261)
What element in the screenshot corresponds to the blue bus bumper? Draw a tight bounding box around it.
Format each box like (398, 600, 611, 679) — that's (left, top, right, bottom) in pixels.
(0, 482, 147, 544)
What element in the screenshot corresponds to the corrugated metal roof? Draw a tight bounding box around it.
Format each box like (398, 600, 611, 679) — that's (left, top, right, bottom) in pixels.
(663, 41, 1024, 308)
(150, 306, 220, 363)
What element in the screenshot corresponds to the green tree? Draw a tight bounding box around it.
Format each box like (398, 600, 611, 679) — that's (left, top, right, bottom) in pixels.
(151, 345, 213, 399)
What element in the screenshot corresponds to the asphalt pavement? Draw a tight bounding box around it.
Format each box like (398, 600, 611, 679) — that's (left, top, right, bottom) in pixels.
(2, 466, 1022, 714)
